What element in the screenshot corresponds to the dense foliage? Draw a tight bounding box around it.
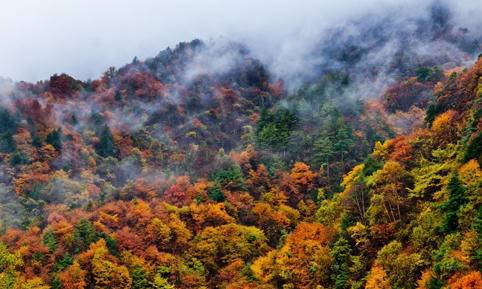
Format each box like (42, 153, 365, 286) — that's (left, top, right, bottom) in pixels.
(0, 5, 481, 288)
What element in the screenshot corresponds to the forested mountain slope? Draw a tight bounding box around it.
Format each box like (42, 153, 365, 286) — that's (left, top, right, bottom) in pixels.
(0, 3, 481, 289)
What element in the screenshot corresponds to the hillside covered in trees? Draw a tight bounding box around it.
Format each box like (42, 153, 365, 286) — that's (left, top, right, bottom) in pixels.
(0, 2, 481, 289)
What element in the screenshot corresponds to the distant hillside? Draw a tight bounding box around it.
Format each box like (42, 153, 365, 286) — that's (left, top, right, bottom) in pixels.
(0, 2, 480, 289)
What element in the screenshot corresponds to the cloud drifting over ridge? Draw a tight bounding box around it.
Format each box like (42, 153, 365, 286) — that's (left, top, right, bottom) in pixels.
(0, 0, 480, 82)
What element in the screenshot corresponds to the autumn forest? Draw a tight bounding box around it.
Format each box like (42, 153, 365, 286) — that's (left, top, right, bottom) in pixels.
(0, 2, 481, 289)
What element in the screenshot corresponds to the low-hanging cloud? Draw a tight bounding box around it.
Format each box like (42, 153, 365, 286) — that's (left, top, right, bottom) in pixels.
(0, 0, 480, 83)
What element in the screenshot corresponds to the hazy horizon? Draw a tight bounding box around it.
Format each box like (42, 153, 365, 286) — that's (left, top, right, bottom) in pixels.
(1, 0, 480, 82)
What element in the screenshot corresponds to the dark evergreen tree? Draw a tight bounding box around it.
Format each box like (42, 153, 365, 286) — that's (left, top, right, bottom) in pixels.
(0, 108, 17, 153)
(31, 131, 42, 148)
(330, 236, 352, 289)
(72, 219, 99, 253)
(313, 134, 334, 171)
(440, 173, 467, 233)
(256, 107, 297, 152)
(98, 231, 120, 257)
(207, 186, 225, 202)
(212, 165, 245, 191)
(70, 114, 79, 126)
(473, 206, 482, 270)
(43, 230, 57, 253)
(0, 132, 16, 153)
(9, 150, 29, 166)
(362, 155, 383, 177)
(46, 129, 62, 150)
(464, 131, 482, 164)
(0, 108, 17, 134)
(333, 118, 354, 166)
(89, 112, 104, 130)
(95, 125, 118, 158)
(52, 253, 73, 272)
(131, 265, 151, 289)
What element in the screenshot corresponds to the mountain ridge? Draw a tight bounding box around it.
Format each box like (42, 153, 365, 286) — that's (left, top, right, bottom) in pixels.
(0, 2, 481, 288)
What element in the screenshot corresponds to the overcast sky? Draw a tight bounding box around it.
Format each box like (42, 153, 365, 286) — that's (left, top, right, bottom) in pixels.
(0, 0, 480, 82)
